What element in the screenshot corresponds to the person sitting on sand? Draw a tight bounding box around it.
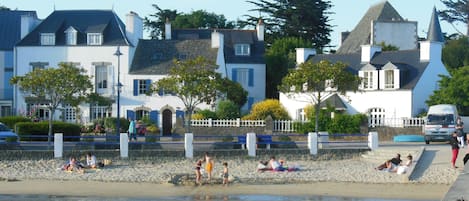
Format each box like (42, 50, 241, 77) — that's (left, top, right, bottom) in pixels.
(269, 156, 285, 171)
(375, 153, 401, 170)
(85, 152, 104, 169)
(396, 154, 413, 174)
(63, 156, 84, 173)
(257, 160, 271, 172)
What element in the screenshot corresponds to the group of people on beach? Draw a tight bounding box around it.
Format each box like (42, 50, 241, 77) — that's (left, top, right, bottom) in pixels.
(257, 156, 300, 172)
(194, 152, 229, 186)
(375, 153, 413, 174)
(61, 152, 105, 173)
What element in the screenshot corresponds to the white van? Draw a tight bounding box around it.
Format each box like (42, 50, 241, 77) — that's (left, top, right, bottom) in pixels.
(423, 104, 458, 144)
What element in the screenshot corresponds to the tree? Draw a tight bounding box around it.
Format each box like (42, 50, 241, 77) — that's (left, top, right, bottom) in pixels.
(153, 56, 222, 131)
(442, 35, 469, 71)
(10, 63, 93, 143)
(377, 41, 399, 51)
(243, 99, 290, 120)
(0, 5, 10, 10)
(219, 78, 248, 109)
(426, 66, 469, 115)
(265, 37, 313, 98)
(239, 0, 333, 48)
(279, 60, 361, 132)
(144, 4, 235, 39)
(439, 0, 469, 36)
(216, 100, 240, 119)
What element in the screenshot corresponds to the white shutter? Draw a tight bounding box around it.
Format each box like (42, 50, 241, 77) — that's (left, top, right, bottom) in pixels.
(358, 70, 364, 89)
(394, 69, 400, 89)
(372, 70, 379, 90)
(108, 65, 114, 96)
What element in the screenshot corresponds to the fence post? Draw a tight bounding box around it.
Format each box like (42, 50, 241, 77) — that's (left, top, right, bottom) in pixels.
(368, 131, 379, 150)
(208, 118, 212, 127)
(54, 133, 63, 158)
(246, 132, 256, 157)
(120, 133, 128, 158)
(185, 133, 194, 158)
(307, 132, 318, 155)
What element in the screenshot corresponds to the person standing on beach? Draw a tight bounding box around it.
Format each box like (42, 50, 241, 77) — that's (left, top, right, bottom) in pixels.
(456, 117, 465, 148)
(450, 131, 460, 168)
(195, 159, 202, 185)
(204, 152, 214, 181)
(222, 162, 229, 186)
(127, 119, 137, 142)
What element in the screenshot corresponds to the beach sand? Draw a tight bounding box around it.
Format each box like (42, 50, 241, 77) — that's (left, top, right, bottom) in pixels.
(0, 180, 450, 200)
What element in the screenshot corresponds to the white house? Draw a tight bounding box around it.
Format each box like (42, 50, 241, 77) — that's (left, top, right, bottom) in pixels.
(280, 4, 448, 127)
(0, 10, 40, 117)
(14, 10, 141, 124)
(14, 10, 266, 136)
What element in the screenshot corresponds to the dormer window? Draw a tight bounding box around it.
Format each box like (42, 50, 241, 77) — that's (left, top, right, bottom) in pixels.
(65, 27, 77, 45)
(358, 64, 378, 90)
(235, 44, 250, 56)
(40, 33, 55, 45)
(87, 33, 102, 45)
(380, 62, 400, 89)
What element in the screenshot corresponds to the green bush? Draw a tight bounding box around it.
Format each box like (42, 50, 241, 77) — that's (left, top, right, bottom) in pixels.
(195, 109, 217, 119)
(104, 117, 129, 134)
(216, 100, 240, 119)
(16, 121, 81, 141)
(294, 113, 367, 134)
(0, 116, 31, 130)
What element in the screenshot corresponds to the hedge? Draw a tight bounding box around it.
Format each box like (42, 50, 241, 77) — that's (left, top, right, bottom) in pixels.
(0, 116, 32, 130)
(16, 121, 81, 141)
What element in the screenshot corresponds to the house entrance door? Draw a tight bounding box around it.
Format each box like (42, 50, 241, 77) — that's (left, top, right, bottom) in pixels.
(162, 109, 172, 136)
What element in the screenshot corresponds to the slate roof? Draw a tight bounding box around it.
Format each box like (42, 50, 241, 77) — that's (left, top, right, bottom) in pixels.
(17, 10, 129, 46)
(336, 1, 403, 54)
(130, 39, 217, 75)
(427, 7, 444, 43)
(0, 10, 37, 50)
(320, 94, 347, 110)
(310, 49, 429, 90)
(130, 28, 265, 75)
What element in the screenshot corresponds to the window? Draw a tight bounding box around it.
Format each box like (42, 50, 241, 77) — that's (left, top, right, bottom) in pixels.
(64, 104, 76, 122)
(235, 44, 250, 56)
(95, 66, 108, 93)
(40, 33, 55, 45)
(232, 68, 253, 88)
(65, 27, 77, 45)
(90, 105, 112, 121)
(133, 79, 152, 96)
(30, 62, 48, 71)
(87, 33, 102, 45)
(363, 71, 373, 89)
(368, 107, 385, 127)
(384, 70, 394, 89)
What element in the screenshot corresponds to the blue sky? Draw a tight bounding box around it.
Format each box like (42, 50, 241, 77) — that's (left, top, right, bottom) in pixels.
(1, 0, 464, 48)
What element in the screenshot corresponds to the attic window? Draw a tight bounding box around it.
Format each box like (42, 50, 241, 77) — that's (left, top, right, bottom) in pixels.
(65, 27, 77, 45)
(87, 33, 102, 45)
(235, 44, 250, 56)
(384, 70, 394, 89)
(40, 33, 55, 45)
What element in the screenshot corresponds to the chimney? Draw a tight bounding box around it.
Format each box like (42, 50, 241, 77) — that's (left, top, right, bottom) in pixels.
(295, 48, 316, 65)
(211, 30, 224, 48)
(21, 14, 39, 39)
(256, 19, 264, 41)
(165, 18, 172, 40)
(125, 11, 143, 46)
(361, 45, 381, 63)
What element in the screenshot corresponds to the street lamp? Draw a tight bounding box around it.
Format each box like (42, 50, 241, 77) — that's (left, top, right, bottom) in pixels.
(114, 46, 123, 135)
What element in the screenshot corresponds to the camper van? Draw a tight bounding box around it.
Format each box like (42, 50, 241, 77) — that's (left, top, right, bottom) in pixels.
(424, 104, 458, 144)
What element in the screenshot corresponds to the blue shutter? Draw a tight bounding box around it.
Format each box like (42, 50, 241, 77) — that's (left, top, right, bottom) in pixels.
(176, 110, 185, 124)
(145, 79, 151, 93)
(158, 89, 164, 96)
(248, 68, 254, 87)
(149, 110, 159, 125)
(133, 79, 138, 96)
(232, 68, 237, 82)
(248, 97, 254, 111)
(126, 110, 135, 120)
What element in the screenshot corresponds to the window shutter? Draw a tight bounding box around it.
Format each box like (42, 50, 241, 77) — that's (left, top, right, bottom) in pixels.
(176, 110, 185, 122)
(145, 79, 152, 93)
(158, 89, 164, 96)
(133, 79, 138, 96)
(232, 68, 237, 82)
(149, 110, 159, 125)
(248, 97, 254, 111)
(394, 69, 400, 89)
(248, 68, 254, 87)
(372, 71, 379, 90)
(126, 110, 135, 121)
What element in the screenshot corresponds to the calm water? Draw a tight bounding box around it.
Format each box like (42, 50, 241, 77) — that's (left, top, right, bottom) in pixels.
(0, 194, 435, 201)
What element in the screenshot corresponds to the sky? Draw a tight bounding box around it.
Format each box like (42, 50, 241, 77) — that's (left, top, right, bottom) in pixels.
(1, 0, 465, 49)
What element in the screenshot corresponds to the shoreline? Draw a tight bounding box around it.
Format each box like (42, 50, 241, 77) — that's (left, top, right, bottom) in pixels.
(0, 180, 449, 200)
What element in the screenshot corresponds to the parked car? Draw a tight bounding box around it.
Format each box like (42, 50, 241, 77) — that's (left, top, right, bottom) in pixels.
(0, 123, 19, 143)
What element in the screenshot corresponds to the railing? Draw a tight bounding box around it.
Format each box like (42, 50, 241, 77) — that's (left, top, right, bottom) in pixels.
(191, 118, 265, 127)
(368, 117, 425, 128)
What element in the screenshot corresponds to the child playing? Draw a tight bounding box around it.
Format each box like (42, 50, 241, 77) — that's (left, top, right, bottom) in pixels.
(195, 159, 202, 185)
(222, 162, 229, 186)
